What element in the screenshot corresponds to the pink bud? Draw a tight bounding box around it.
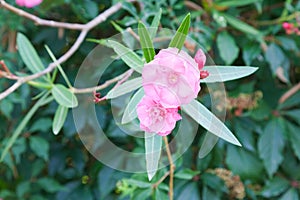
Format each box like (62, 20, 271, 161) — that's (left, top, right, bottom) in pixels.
(282, 22, 290, 29)
(194, 49, 206, 70)
(16, 0, 43, 8)
(286, 29, 293, 35)
(200, 70, 209, 79)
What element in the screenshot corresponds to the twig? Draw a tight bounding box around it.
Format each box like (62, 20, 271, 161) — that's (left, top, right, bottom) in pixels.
(126, 27, 140, 41)
(0, 0, 83, 30)
(163, 136, 175, 200)
(9, 149, 19, 179)
(71, 69, 134, 94)
(279, 82, 300, 104)
(152, 171, 171, 188)
(184, 1, 203, 11)
(0, 60, 11, 73)
(0, 0, 136, 100)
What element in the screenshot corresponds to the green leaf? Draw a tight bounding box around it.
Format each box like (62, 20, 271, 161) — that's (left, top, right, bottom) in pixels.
(174, 169, 200, 180)
(221, 13, 262, 39)
(201, 66, 258, 83)
(202, 173, 227, 192)
(52, 84, 78, 108)
(198, 133, 219, 158)
(279, 188, 299, 200)
(258, 119, 285, 177)
(243, 42, 261, 65)
(169, 13, 191, 50)
(107, 40, 144, 73)
(155, 188, 169, 200)
(277, 36, 299, 52)
(286, 122, 300, 160)
(282, 109, 300, 125)
(202, 186, 221, 200)
(149, 8, 162, 39)
(124, 179, 152, 188)
(278, 91, 300, 110)
(30, 118, 52, 132)
(215, 0, 261, 7)
(226, 146, 264, 180)
(121, 88, 144, 124)
(0, 93, 53, 162)
(16, 181, 31, 198)
(138, 22, 155, 63)
(0, 99, 13, 119)
(37, 177, 63, 193)
(145, 132, 162, 181)
(132, 188, 152, 200)
(45, 45, 72, 88)
(29, 136, 49, 161)
(265, 43, 285, 74)
(260, 177, 289, 198)
(177, 183, 200, 200)
(52, 105, 68, 135)
(17, 33, 45, 74)
(106, 77, 142, 99)
(182, 99, 241, 146)
(122, 1, 138, 18)
(216, 31, 239, 65)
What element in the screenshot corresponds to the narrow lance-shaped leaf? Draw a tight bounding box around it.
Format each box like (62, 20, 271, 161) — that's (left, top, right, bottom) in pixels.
(121, 88, 144, 124)
(51, 84, 78, 108)
(145, 132, 162, 181)
(1, 93, 53, 161)
(107, 40, 144, 73)
(45, 45, 72, 88)
(201, 66, 258, 83)
(106, 77, 142, 99)
(149, 8, 162, 39)
(215, 0, 260, 7)
(182, 99, 241, 146)
(17, 33, 45, 74)
(138, 22, 155, 63)
(169, 13, 191, 50)
(198, 133, 219, 158)
(52, 105, 69, 135)
(221, 13, 262, 41)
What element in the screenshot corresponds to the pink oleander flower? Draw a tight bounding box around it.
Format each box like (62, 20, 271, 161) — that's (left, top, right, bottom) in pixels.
(194, 49, 206, 70)
(16, 0, 42, 8)
(137, 96, 182, 136)
(142, 47, 201, 108)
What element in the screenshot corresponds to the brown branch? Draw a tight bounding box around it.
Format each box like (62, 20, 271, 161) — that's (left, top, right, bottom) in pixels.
(152, 171, 170, 188)
(0, 60, 11, 73)
(163, 136, 175, 200)
(279, 82, 300, 104)
(184, 1, 203, 11)
(71, 69, 134, 94)
(0, 0, 84, 30)
(0, 0, 136, 100)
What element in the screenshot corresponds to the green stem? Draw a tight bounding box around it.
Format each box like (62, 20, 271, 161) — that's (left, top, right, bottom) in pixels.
(255, 11, 300, 26)
(0, 93, 53, 161)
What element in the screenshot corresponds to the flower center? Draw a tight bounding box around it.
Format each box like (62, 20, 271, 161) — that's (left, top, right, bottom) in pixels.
(149, 106, 166, 122)
(168, 72, 179, 84)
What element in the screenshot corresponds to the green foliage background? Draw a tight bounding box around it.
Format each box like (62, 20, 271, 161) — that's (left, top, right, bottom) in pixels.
(1, 0, 300, 199)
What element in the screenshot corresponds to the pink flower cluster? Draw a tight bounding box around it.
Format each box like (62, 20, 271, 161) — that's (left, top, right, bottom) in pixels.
(282, 22, 300, 35)
(16, 0, 42, 8)
(137, 48, 207, 136)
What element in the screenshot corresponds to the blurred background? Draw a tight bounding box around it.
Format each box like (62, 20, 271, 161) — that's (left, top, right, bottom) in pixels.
(0, 0, 300, 199)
